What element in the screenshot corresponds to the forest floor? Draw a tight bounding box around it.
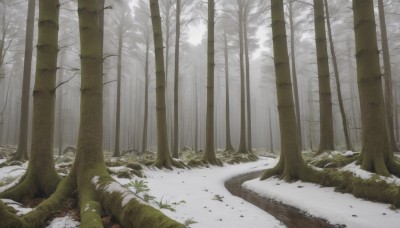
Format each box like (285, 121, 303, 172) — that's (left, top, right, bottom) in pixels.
(0, 148, 399, 227)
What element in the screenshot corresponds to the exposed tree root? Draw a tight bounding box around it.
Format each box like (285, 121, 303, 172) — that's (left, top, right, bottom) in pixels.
(0, 164, 184, 227)
(0, 166, 61, 203)
(202, 155, 223, 166)
(356, 152, 400, 177)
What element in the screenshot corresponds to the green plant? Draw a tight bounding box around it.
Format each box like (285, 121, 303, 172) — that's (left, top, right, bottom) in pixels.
(184, 218, 197, 227)
(155, 198, 176, 212)
(213, 194, 224, 202)
(123, 180, 150, 194)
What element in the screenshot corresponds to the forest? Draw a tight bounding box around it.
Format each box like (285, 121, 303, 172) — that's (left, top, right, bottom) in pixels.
(0, 0, 399, 227)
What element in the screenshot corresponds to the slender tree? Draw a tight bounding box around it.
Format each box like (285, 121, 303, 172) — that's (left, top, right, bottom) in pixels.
(261, 0, 313, 181)
(324, 0, 352, 151)
(377, 0, 399, 152)
(288, 0, 302, 150)
(203, 0, 221, 165)
(142, 44, 150, 155)
(313, 0, 334, 153)
(352, 0, 400, 176)
(150, 0, 182, 169)
(13, 0, 36, 161)
(113, 10, 125, 157)
(237, 1, 248, 154)
(223, 26, 234, 151)
(172, 0, 181, 158)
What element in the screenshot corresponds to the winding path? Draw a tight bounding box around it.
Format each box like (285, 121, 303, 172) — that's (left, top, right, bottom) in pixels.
(225, 170, 339, 228)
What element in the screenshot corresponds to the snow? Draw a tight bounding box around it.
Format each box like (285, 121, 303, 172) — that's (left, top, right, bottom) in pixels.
(46, 215, 80, 228)
(244, 177, 400, 228)
(344, 151, 354, 157)
(1, 155, 399, 228)
(1, 199, 32, 215)
(342, 162, 400, 185)
(115, 157, 284, 228)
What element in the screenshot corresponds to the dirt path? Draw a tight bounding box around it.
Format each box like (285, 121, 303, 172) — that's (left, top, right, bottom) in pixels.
(225, 170, 342, 228)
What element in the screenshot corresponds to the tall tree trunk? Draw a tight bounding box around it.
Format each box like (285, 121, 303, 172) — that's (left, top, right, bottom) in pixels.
(113, 20, 124, 157)
(243, 17, 252, 153)
(0, 0, 61, 202)
(203, 0, 220, 165)
(313, 0, 334, 153)
(268, 108, 274, 153)
(14, 0, 36, 161)
(194, 72, 199, 153)
(324, 0, 352, 151)
(57, 50, 66, 156)
(150, 0, 178, 169)
(348, 40, 359, 147)
(172, 0, 181, 158)
(308, 80, 314, 150)
(352, 0, 400, 176)
(237, 2, 248, 154)
(261, 0, 311, 181)
(141, 45, 149, 155)
(223, 30, 234, 151)
(377, 0, 399, 152)
(288, 1, 302, 150)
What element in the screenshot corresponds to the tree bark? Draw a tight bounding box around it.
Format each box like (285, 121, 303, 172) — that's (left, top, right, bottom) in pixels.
(288, 1, 302, 150)
(324, 0, 352, 151)
(352, 0, 400, 176)
(172, 0, 181, 158)
(1, 0, 61, 202)
(261, 0, 310, 181)
(223, 30, 234, 151)
(377, 0, 399, 152)
(141, 45, 150, 155)
(203, 0, 220, 165)
(237, 1, 248, 154)
(150, 0, 178, 169)
(14, 0, 36, 161)
(243, 15, 252, 153)
(113, 18, 124, 157)
(268, 108, 274, 153)
(313, 0, 334, 153)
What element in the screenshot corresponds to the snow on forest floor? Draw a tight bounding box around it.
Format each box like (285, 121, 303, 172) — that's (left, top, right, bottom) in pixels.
(114, 157, 284, 228)
(1, 154, 400, 228)
(244, 173, 400, 228)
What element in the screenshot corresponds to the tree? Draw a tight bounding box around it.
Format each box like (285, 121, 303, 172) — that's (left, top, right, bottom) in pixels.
(237, 0, 248, 154)
(149, 0, 182, 169)
(172, 0, 181, 158)
(313, 0, 334, 153)
(12, 0, 35, 161)
(377, 0, 399, 152)
(261, 0, 313, 181)
(222, 19, 234, 152)
(113, 2, 130, 157)
(203, 0, 221, 165)
(287, 0, 302, 150)
(324, 0, 352, 151)
(352, 0, 400, 176)
(0, 0, 61, 202)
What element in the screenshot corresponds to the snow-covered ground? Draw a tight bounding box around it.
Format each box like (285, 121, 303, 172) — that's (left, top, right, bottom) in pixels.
(244, 174, 400, 228)
(115, 158, 284, 228)
(1, 156, 400, 228)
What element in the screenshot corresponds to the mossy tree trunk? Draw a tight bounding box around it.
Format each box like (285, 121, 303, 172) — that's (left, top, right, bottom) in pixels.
(0, 0, 61, 202)
(268, 108, 274, 153)
(377, 0, 399, 152)
(288, 0, 302, 150)
(352, 0, 400, 176)
(324, 0, 352, 151)
(172, 0, 181, 159)
(313, 0, 334, 154)
(261, 0, 312, 181)
(13, 0, 36, 161)
(237, 1, 248, 154)
(223, 29, 234, 152)
(203, 0, 221, 165)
